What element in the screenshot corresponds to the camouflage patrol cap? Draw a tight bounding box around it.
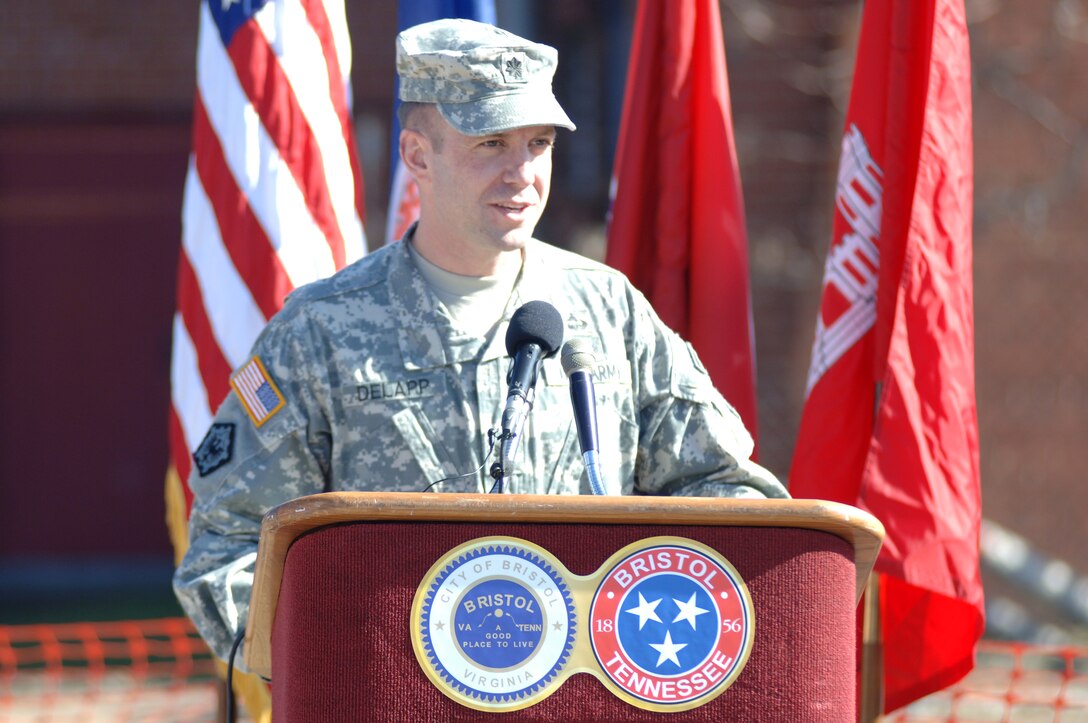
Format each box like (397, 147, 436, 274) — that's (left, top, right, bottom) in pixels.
(396, 18, 576, 136)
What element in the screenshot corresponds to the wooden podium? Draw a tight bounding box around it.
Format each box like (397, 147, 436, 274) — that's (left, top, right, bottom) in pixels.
(245, 493, 883, 721)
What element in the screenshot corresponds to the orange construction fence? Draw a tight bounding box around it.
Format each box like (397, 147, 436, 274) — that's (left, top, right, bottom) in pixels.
(0, 617, 221, 722)
(888, 641, 1088, 721)
(1, 618, 1086, 721)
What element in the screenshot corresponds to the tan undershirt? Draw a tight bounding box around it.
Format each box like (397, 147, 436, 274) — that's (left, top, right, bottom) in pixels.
(407, 241, 521, 338)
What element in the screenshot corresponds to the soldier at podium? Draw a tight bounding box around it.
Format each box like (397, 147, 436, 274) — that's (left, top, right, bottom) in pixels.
(174, 19, 789, 665)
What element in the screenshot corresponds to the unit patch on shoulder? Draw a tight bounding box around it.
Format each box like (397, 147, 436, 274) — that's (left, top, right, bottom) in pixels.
(231, 356, 285, 427)
(193, 423, 235, 477)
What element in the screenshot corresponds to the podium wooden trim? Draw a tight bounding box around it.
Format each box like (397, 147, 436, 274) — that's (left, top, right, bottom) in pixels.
(244, 492, 883, 678)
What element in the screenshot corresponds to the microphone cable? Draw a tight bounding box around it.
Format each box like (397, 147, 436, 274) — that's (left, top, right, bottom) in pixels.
(420, 429, 499, 493)
(226, 629, 245, 723)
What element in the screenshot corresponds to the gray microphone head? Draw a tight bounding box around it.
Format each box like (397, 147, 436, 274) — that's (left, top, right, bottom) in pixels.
(561, 337, 597, 377)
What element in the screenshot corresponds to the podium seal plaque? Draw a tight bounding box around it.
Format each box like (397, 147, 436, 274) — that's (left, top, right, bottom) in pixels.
(588, 537, 754, 712)
(411, 537, 577, 712)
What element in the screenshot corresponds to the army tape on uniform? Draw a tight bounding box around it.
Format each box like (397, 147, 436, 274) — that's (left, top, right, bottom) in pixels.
(410, 536, 754, 713)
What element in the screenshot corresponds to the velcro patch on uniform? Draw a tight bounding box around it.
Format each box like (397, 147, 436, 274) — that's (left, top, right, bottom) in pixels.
(231, 356, 285, 428)
(193, 423, 235, 477)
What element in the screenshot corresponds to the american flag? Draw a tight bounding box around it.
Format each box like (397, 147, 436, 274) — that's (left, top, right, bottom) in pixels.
(168, 0, 366, 515)
(230, 356, 285, 427)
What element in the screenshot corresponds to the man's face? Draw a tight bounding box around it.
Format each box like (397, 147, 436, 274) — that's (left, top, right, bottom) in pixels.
(422, 117, 556, 258)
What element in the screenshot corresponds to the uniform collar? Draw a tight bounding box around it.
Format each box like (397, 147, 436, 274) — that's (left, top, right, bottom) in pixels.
(389, 236, 455, 371)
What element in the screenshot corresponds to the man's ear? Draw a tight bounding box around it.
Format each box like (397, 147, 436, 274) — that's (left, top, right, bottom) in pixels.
(400, 129, 430, 180)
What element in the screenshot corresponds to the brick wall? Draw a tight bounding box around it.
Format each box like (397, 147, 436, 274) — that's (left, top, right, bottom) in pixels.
(966, 0, 1087, 581)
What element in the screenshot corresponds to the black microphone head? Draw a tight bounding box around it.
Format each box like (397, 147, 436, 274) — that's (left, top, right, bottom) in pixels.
(505, 301, 564, 357)
(561, 338, 597, 377)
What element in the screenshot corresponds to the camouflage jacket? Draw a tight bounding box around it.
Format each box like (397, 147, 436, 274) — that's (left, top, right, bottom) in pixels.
(173, 238, 788, 664)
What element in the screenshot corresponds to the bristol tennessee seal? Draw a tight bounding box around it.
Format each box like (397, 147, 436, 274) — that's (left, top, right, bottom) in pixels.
(588, 537, 755, 712)
(411, 537, 577, 712)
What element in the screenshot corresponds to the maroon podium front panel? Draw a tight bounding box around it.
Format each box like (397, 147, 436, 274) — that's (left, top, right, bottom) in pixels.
(270, 522, 856, 721)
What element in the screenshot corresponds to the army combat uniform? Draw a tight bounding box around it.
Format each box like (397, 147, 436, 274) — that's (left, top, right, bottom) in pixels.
(173, 237, 788, 663)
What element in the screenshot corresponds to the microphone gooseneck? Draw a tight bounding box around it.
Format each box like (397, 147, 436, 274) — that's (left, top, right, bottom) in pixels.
(490, 301, 564, 491)
(561, 337, 607, 495)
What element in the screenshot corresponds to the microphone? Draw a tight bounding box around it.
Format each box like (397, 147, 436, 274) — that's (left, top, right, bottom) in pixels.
(490, 300, 564, 490)
(561, 338, 607, 495)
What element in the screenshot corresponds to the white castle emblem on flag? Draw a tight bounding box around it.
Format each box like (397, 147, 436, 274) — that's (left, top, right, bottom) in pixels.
(805, 124, 884, 395)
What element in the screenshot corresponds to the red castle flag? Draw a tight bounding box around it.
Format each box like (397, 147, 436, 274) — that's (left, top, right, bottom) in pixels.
(789, 0, 983, 711)
(606, 0, 759, 446)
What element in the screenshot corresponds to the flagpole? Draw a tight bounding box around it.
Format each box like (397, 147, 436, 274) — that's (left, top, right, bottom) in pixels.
(859, 573, 884, 721)
(860, 385, 884, 721)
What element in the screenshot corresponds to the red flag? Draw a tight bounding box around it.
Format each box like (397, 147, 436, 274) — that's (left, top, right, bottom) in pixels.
(790, 0, 983, 711)
(605, 0, 758, 446)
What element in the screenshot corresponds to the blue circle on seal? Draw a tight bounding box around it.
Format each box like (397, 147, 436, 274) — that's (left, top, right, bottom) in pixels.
(418, 543, 576, 705)
(617, 573, 718, 674)
(453, 578, 544, 668)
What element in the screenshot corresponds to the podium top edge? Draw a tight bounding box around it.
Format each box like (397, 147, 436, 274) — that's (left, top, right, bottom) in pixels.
(261, 492, 885, 544)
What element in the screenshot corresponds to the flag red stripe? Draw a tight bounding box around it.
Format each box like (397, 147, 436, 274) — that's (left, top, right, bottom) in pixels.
(191, 93, 287, 320)
(176, 250, 234, 407)
(227, 20, 347, 268)
(299, 0, 366, 220)
(168, 405, 194, 511)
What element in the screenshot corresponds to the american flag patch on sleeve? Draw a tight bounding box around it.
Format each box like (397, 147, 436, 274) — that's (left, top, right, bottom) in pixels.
(231, 356, 285, 427)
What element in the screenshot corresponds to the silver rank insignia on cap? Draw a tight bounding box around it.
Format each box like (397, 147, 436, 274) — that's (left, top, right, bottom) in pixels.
(501, 53, 528, 84)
